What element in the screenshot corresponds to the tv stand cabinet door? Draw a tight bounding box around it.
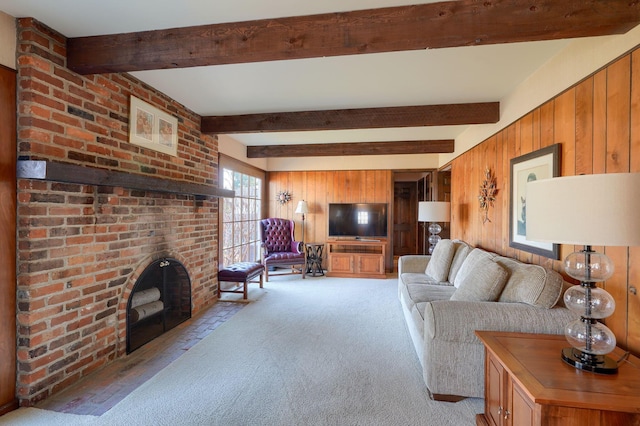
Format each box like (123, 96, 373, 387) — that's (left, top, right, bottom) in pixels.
(328, 253, 355, 275)
(356, 254, 385, 277)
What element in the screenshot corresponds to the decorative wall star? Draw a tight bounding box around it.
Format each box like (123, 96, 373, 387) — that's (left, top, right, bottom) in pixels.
(277, 190, 292, 204)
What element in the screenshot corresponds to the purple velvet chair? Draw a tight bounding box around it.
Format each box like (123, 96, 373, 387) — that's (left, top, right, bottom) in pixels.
(260, 218, 306, 281)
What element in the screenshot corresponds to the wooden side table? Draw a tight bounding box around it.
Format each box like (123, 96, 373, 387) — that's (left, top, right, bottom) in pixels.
(304, 242, 324, 277)
(475, 331, 640, 426)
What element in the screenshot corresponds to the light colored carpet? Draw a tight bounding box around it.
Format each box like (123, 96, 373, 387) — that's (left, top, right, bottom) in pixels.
(1, 275, 483, 425)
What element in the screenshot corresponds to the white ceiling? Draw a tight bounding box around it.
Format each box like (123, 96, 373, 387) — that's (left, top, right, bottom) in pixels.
(0, 0, 575, 147)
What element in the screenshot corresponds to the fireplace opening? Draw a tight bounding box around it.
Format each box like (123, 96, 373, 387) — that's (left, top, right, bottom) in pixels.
(126, 258, 192, 353)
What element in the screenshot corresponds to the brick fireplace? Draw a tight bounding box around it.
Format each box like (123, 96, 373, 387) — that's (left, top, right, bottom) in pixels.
(15, 18, 224, 404)
(126, 257, 191, 354)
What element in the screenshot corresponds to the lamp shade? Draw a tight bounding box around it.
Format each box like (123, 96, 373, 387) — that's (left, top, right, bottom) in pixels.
(526, 173, 640, 247)
(418, 201, 451, 223)
(295, 200, 309, 215)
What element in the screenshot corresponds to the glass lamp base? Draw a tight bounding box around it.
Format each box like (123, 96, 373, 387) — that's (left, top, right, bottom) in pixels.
(561, 347, 618, 374)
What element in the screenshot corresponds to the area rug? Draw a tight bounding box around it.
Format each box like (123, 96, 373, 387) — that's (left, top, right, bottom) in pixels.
(1, 275, 483, 425)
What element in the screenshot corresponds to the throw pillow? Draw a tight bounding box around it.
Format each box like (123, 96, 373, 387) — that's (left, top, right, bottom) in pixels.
(496, 258, 564, 308)
(448, 240, 472, 286)
(554, 281, 574, 308)
(425, 239, 456, 282)
(450, 257, 509, 302)
(452, 248, 496, 288)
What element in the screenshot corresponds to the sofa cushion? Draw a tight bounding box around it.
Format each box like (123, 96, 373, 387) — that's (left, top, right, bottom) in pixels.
(399, 278, 457, 320)
(496, 257, 564, 308)
(400, 272, 442, 287)
(554, 281, 574, 308)
(450, 250, 509, 302)
(400, 282, 457, 310)
(452, 248, 495, 288)
(425, 239, 456, 282)
(448, 240, 473, 286)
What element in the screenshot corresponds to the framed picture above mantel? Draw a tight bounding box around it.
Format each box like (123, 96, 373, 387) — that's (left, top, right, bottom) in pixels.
(129, 96, 178, 157)
(509, 144, 560, 259)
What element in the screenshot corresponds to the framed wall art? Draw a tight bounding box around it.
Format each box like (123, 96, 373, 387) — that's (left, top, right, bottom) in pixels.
(509, 143, 560, 259)
(129, 96, 178, 156)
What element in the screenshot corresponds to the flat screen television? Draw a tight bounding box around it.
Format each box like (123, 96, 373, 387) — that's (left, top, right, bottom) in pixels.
(328, 203, 388, 239)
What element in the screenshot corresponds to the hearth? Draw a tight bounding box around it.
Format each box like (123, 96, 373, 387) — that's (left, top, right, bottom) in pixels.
(127, 258, 192, 353)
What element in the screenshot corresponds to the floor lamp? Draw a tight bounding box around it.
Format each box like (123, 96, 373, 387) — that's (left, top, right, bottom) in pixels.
(418, 201, 451, 254)
(526, 173, 640, 374)
(295, 200, 309, 244)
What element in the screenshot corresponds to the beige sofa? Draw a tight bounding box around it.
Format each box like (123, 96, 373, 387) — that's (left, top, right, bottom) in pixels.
(398, 239, 577, 400)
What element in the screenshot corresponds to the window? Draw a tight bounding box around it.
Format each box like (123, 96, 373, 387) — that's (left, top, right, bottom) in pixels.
(221, 167, 263, 265)
(357, 211, 369, 225)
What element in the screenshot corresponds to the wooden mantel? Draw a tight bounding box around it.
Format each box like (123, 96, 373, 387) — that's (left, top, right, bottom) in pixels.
(16, 160, 234, 199)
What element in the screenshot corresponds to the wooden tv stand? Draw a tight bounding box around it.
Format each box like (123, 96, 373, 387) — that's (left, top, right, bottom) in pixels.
(326, 239, 386, 279)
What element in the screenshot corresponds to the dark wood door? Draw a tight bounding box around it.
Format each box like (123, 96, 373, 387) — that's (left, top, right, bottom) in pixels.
(436, 170, 451, 240)
(393, 182, 417, 256)
(0, 65, 17, 414)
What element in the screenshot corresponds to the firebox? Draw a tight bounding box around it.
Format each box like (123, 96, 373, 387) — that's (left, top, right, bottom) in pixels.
(126, 258, 192, 353)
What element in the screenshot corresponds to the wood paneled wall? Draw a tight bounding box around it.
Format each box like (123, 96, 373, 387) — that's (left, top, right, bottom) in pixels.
(450, 46, 640, 356)
(0, 65, 17, 414)
(267, 170, 394, 270)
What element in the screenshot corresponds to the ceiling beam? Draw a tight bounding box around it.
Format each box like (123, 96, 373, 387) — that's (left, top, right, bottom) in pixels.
(247, 140, 454, 158)
(201, 102, 499, 134)
(67, 0, 640, 74)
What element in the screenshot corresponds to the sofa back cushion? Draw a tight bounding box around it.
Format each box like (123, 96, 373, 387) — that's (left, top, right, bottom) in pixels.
(554, 281, 574, 308)
(453, 247, 494, 288)
(495, 257, 564, 308)
(450, 249, 509, 302)
(448, 240, 473, 286)
(425, 239, 456, 283)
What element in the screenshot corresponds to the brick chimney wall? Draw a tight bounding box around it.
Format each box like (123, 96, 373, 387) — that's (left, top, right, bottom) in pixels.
(15, 18, 222, 405)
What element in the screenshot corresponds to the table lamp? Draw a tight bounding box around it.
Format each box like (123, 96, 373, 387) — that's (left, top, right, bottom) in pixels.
(526, 173, 640, 374)
(418, 201, 451, 254)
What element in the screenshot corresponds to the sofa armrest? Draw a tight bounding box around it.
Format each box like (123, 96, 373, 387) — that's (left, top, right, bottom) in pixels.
(424, 300, 578, 344)
(398, 255, 431, 275)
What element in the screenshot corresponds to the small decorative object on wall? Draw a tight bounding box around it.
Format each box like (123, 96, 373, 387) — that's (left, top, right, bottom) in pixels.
(276, 190, 292, 204)
(478, 167, 497, 224)
(129, 96, 178, 157)
(509, 143, 560, 259)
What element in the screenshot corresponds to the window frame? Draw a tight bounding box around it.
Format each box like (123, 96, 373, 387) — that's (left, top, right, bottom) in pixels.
(218, 154, 266, 267)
